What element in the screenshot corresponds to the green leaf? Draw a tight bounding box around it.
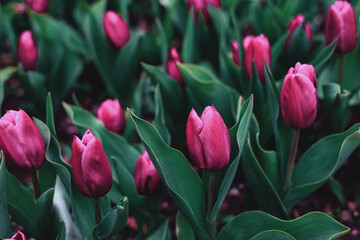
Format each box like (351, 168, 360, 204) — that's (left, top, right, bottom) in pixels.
(93, 197, 129, 240)
(182, 9, 195, 63)
(210, 96, 253, 222)
(0, 153, 11, 238)
(129, 110, 209, 240)
(178, 63, 239, 126)
(46, 93, 57, 137)
(0, 67, 16, 110)
(284, 124, 360, 208)
(176, 211, 195, 240)
(63, 103, 140, 174)
(56, 221, 66, 240)
(249, 230, 295, 240)
(153, 85, 171, 144)
(147, 219, 171, 240)
(36, 188, 58, 238)
(310, 41, 336, 71)
(155, 18, 168, 66)
(217, 211, 350, 240)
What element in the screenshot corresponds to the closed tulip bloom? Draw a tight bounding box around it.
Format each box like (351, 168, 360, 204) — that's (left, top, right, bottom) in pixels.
(280, 62, 317, 129)
(187, 0, 221, 25)
(17, 30, 38, 71)
(325, 1, 357, 54)
(0, 109, 45, 171)
(72, 129, 112, 198)
(165, 47, 184, 86)
(4, 231, 26, 240)
(285, 14, 313, 49)
(24, 0, 49, 14)
(133, 151, 161, 195)
(243, 34, 271, 82)
(231, 40, 240, 67)
(186, 106, 231, 171)
(103, 11, 131, 50)
(97, 99, 126, 134)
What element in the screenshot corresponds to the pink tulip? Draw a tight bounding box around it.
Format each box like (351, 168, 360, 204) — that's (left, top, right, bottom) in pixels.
(24, 0, 49, 14)
(231, 40, 240, 67)
(325, 1, 357, 54)
(72, 129, 112, 198)
(165, 47, 184, 86)
(17, 30, 38, 71)
(0, 109, 45, 171)
(97, 99, 126, 134)
(4, 231, 26, 240)
(280, 62, 317, 129)
(187, 0, 221, 25)
(243, 34, 271, 82)
(133, 151, 161, 195)
(285, 14, 313, 49)
(186, 106, 231, 171)
(103, 11, 131, 50)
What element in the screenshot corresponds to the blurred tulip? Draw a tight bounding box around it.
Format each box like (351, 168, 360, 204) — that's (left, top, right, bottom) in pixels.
(24, 0, 49, 14)
(187, 0, 221, 25)
(325, 1, 357, 54)
(186, 106, 231, 171)
(103, 11, 131, 50)
(133, 150, 161, 195)
(231, 40, 240, 67)
(4, 231, 26, 240)
(285, 14, 313, 49)
(243, 34, 271, 82)
(17, 30, 38, 71)
(280, 62, 317, 129)
(72, 129, 112, 198)
(0, 109, 45, 171)
(165, 47, 184, 86)
(97, 99, 126, 134)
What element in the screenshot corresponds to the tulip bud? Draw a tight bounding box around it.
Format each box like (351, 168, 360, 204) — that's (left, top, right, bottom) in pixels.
(285, 14, 313, 49)
(4, 231, 26, 240)
(72, 129, 112, 198)
(280, 62, 317, 129)
(24, 0, 49, 14)
(165, 47, 184, 86)
(133, 150, 161, 195)
(325, 1, 357, 54)
(97, 99, 126, 134)
(103, 11, 131, 50)
(0, 109, 45, 171)
(17, 30, 38, 71)
(230, 40, 240, 67)
(243, 34, 271, 82)
(187, 0, 221, 25)
(186, 106, 231, 171)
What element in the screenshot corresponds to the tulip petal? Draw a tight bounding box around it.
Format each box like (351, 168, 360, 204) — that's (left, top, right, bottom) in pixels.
(186, 109, 205, 169)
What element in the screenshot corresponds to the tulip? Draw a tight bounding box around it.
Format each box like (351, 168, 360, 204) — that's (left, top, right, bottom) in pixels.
(165, 47, 184, 86)
(4, 231, 26, 240)
(280, 62, 317, 129)
(24, 0, 49, 14)
(187, 0, 221, 25)
(285, 14, 313, 49)
(133, 150, 161, 195)
(17, 30, 38, 71)
(243, 34, 271, 82)
(186, 106, 231, 171)
(72, 129, 112, 198)
(325, 1, 357, 54)
(97, 99, 126, 134)
(0, 109, 45, 171)
(231, 40, 240, 67)
(103, 11, 131, 50)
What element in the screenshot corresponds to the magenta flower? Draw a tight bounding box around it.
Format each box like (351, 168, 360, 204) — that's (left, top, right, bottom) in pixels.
(231, 40, 241, 67)
(17, 30, 38, 71)
(166, 47, 184, 86)
(97, 99, 126, 134)
(103, 11, 131, 50)
(4, 231, 26, 240)
(285, 14, 313, 49)
(187, 0, 221, 25)
(24, 0, 49, 14)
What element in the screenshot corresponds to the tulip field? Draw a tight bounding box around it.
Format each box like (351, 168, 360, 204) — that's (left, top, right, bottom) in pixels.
(1, 0, 360, 239)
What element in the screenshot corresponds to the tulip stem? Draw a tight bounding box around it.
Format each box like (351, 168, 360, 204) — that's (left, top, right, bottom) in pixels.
(338, 55, 344, 86)
(284, 129, 300, 191)
(207, 172, 216, 240)
(31, 171, 41, 200)
(94, 198, 101, 224)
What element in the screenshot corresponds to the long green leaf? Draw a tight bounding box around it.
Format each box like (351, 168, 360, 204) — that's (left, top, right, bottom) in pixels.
(0, 153, 11, 238)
